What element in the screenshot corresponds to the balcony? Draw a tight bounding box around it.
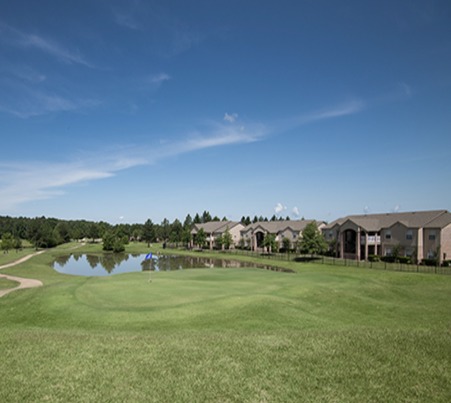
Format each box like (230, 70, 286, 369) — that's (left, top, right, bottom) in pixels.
(360, 235, 381, 245)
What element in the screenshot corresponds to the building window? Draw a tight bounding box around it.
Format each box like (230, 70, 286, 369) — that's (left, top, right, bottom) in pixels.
(406, 247, 414, 257)
(385, 230, 391, 240)
(385, 247, 392, 257)
(429, 231, 436, 241)
(406, 230, 413, 240)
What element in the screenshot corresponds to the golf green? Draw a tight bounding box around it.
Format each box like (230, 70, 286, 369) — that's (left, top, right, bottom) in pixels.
(0, 247, 450, 402)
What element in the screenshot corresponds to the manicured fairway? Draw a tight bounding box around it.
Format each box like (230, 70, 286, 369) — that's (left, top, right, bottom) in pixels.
(0, 278, 19, 290)
(0, 246, 450, 402)
(0, 247, 36, 266)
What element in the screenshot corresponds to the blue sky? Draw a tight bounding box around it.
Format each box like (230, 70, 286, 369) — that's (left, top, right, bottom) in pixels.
(1, 0, 450, 224)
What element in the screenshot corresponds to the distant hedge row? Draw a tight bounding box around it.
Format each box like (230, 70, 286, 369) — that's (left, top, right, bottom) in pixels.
(368, 254, 449, 267)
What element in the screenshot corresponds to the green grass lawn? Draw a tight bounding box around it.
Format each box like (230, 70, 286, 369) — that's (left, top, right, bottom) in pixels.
(0, 278, 19, 290)
(0, 247, 36, 266)
(0, 243, 450, 402)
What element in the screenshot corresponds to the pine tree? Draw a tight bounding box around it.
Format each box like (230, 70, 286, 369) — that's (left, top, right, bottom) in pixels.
(142, 219, 156, 246)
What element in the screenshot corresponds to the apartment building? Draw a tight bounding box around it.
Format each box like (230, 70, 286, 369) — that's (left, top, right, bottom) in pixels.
(191, 221, 244, 250)
(241, 220, 326, 252)
(323, 210, 451, 264)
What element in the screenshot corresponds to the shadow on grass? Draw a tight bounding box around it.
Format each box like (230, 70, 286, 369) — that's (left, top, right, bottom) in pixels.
(294, 256, 323, 263)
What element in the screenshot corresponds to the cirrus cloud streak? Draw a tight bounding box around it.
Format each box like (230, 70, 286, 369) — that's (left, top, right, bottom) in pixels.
(0, 120, 265, 212)
(0, 99, 364, 212)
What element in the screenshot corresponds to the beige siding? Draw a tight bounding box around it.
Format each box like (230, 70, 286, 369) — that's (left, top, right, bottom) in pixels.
(383, 223, 417, 256)
(278, 229, 300, 249)
(380, 229, 392, 256)
(423, 228, 440, 260)
(340, 221, 359, 233)
(440, 224, 451, 262)
(229, 224, 244, 247)
(323, 224, 340, 242)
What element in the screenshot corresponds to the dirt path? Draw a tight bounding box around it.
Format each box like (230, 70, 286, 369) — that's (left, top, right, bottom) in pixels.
(0, 250, 45, 298)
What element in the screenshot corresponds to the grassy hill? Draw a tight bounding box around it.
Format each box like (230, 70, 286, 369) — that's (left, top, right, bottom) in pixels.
(0, 243, 450, 402)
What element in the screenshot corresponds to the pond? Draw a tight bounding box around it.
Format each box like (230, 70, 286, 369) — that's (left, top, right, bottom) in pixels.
(52, 253, 293, 276)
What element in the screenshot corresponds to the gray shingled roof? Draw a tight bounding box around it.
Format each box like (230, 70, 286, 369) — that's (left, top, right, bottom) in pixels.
(191, 221, 240, 234)
(324, 210, 449, 231)
(426, 212, 451, 229)
(241, 220, 321, 234)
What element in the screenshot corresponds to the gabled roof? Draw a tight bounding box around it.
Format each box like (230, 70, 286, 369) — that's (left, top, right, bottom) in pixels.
(241, 220, 323, 234)
(324, 210, 449, 231)
(426, 212, 451, 229)
(191, 221, 241, 234)
(339, 217, 382, 232)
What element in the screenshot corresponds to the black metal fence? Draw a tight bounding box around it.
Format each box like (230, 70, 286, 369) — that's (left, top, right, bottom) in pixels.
(213, 248, 451, 275)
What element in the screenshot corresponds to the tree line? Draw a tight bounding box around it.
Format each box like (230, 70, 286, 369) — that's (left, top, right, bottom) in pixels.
(0, 211, 319, 255)
(0, 211, 239, 252)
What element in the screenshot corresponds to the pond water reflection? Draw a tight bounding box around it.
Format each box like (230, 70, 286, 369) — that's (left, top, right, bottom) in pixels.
(53, 253, 293, 276)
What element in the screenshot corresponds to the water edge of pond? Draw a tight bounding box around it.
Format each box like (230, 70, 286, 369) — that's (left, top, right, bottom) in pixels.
(52, 253, 294, 276)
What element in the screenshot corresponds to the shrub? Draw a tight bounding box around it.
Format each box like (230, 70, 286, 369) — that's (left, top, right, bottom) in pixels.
(103, 232, 126, 253)
(113, 239, 125, 253)
(368, 255, 380, 262)
(397, 256, 411, 264)
(422, 258, 438, 267)
(380, 256, 411, 264)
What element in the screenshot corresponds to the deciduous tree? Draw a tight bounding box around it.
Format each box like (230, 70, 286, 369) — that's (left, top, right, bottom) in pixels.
(1, 232, 14, 253)
(196, 228, 207, 249)
(299, 222, 328, 256)
(262, 233, 277, 253)
(222, 228, 233, 250)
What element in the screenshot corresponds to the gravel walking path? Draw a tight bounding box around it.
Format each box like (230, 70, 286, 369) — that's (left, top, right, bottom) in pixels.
(0, 251, 45, 298)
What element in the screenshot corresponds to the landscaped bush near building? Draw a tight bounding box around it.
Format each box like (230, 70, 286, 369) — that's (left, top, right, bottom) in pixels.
(397, 256, 411, 264)
(381, 256, 411, 264)
(422, 258, 439, 266)
(368, 255, 380, 262)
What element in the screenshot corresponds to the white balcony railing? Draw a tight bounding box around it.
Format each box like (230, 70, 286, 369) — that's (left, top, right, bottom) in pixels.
(360, 235, 381, 245)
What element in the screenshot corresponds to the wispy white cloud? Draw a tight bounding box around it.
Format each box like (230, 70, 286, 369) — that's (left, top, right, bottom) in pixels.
(147, 72, 171, 87)
(0, 161, 115, 210)
(301, 100, 366, 123)
(292, 206, 300, 217)
(182, 130, 256, 151)
(0, 63, 47, 83)
(23, 35, 93, 67)
(0, 83, 100, 118)
(155, 120, 265, 161)
(0, 22, 94, 67)
(271, 99, 366, 135)
(0, 96, 366, 209)
(170, 28, 202, 56)
(0, 144, 154, 211)
(111, 0, 143, 31)
(398, 82, 413, 97)
(0, 117, 266, 211)
(113, 11, 140, 30)
(109, 4, 202, 57)
(0, 61, 92, 118)
(224, 112, 238, 123)
(274, 203, 287, 215)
